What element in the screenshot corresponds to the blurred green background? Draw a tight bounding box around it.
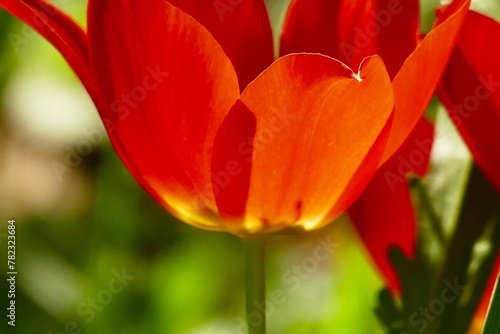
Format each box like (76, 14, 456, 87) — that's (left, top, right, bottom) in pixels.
(0, 1, 498, 333)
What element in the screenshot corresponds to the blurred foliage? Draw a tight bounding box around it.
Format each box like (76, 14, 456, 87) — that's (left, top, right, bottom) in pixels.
(376, 109, 500, 334)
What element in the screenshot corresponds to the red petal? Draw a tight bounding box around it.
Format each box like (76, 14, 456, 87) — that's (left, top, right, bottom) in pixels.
(212, 55, 394, 235)
(438, 11, 500, 193)
(280, 0, 346, 59)
(166, 0, 274, 90)
(211, 102, 256, 222)
(87, 0, 240, 230)
(349, 119, 434, 291)
(381, 0, 470, 164)
(0, 0, 97, 102)
(280, 0, 419, 78)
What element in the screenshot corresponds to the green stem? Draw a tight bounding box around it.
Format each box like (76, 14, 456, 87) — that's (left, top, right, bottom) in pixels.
(244, 238, 267, 334)
(412, 177, 446, 246)
(428, 165, 500, 334)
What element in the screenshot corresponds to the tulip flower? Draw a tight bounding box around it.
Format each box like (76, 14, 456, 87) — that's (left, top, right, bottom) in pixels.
(280, 0, 468, 290)
(438, 9, 500, 330)
(0, 0, 468, 238)
(0, 0, 469, 236)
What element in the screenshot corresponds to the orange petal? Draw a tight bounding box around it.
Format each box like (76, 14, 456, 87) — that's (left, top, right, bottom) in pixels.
(166, 0, 274, 90)
(87, 0, 240, 230)
(349, 119, 434, 292)
(212, 55, 394, 235)
(280, 0, 419, 78)
(382, 0, 470, 163)
(438, 11, 500, 193)
(319, 113, 394, 230)
(0, 0, 97, 102)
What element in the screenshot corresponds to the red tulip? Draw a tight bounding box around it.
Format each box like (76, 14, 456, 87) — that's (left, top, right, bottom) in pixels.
(438, 9, 500, 327)
(0, 0, 467, 239)
(280, 0, 468, 290)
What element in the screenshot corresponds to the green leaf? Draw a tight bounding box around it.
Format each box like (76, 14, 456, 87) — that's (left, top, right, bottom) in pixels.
(482, 273, 500, 334)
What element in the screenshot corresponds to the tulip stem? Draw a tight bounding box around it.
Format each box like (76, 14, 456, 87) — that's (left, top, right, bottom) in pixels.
(244, 238, 267, 334)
